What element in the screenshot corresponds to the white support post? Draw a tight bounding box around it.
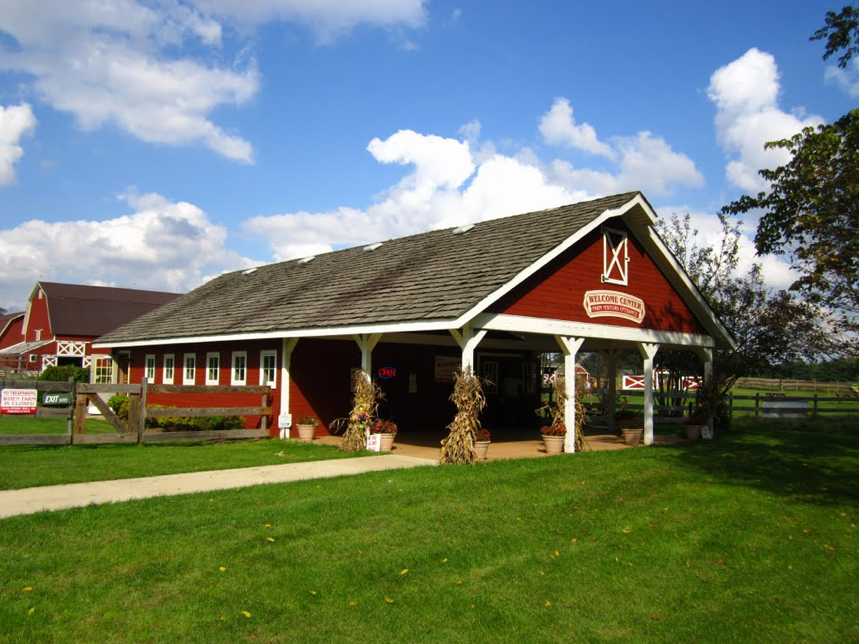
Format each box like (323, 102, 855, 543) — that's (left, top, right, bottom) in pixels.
(638, 342, 659, 446)
(353, 333, 382, 377)
(555, 335, 585, 453)
(279, 338, 299, 439)
(606, 349, 619, 432)
(450, 325, 487, 373)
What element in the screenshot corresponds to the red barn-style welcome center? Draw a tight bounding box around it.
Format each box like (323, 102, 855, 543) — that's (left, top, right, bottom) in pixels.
(95, 193, 735, 452)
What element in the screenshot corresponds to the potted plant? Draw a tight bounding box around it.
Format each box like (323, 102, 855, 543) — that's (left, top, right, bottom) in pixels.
(540, 423, 566, 454)
(615, 409, 643, 445)
(295, 415, 318, 442)
(684, 410, 706, 440)
(474, 427, 491, 461)
(370, 418, 398, 451)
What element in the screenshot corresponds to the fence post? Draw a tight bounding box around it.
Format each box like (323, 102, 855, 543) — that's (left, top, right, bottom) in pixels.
(138, 378, 148, 445)
(754, 392, 760, 418)
(73, 393, 87, 437)
(728, 392, 733, 418)
(261, 391, 268, 433)
(813, 393, 818, 418)
(66, 377, 75, 439)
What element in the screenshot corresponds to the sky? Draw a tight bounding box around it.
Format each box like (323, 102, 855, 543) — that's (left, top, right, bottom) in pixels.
(0, 0, 856, 313)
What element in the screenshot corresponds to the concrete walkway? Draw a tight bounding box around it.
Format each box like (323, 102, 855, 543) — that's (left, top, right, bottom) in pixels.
(0, 454, 437, 520)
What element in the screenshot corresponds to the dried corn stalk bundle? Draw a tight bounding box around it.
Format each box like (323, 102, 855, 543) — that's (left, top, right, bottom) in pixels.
(440, 366, 486, 465)
(537, 374, 589, 452)
(339, 370, 383, 452)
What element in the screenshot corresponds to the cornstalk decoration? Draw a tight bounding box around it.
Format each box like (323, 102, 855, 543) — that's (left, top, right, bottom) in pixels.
(339, 370, 383, 452)
(439, 366, 486, 465)
(538, 374, 589, 452)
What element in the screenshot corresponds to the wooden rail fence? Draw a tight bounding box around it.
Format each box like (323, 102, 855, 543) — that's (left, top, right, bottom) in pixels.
(0, 379, 272, 446)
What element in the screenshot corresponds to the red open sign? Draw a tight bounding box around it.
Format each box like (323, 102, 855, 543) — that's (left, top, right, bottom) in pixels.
(377, 366, 396, 379)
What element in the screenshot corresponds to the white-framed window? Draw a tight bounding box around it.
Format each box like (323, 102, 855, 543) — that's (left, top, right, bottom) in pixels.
(145, 354, 156, 382)
(94, 356, 114, 384)
(183, 353, 196, 385)
(260, 350, 277, 388)
(206, 352, 220, 386)
(231, 351, 247, 386)
(601, 226, 629, 286)
(34, 329, 42, 341)
(163, 354, 175, 385)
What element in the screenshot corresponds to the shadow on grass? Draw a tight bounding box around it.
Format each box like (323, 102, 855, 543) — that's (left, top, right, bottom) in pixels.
(671, 416, 859, 506)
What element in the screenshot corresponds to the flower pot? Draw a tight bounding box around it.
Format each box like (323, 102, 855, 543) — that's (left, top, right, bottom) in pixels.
(542, 434, 565, 454)
(378, 433, 395, 452)
(685, 424, 702, 440)
(475, 440, 490, 461)
(621, 428, 643, 446)
(295, 424, 316, 442)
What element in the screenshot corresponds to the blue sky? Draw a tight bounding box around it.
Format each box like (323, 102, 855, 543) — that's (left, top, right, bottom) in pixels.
(0, 0, 855, 312)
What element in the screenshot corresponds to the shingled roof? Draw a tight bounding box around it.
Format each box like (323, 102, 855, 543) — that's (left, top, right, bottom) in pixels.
(96, 192, 661, 345)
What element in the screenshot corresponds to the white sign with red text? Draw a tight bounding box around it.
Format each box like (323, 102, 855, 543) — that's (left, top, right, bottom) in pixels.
(1, 388, 37, 415)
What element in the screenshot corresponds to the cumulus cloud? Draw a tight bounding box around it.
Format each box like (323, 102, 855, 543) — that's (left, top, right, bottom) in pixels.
(0, 103, 36, 185)
(243, 127, 588, 261)
(539, 97, 704, 196)
(0, 192, 256, 312)
(539, 98, 615, 158)
(707, 48, 823, 192)
(0, 0, 427, 161)
(824, 58, 859, 97)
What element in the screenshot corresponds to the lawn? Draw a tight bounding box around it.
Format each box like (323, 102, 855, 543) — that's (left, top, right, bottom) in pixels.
(0, 415, 115, 435)
(1, 417, 857, 643)
(0, 439, 366, 490)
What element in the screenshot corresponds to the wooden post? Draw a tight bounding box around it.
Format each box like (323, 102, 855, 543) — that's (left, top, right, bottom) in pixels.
(138, 379, 148, 444)
(728, 392, 734, 418)
(754, 392, 760, 418)
(67, 377, 75, 438)
(813, 393, 818, 418)
(261, 391, 268, 433)
(74, 393, 87, 436)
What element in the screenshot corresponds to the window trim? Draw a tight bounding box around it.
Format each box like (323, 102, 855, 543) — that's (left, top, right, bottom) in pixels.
(206, 352, 220, 386)
(183, 353, 196, 386)
(231, 351, 247, 386)
(163, 354, 175, 385)
(145, 354, 156, 383)
(601, 226, 629, 286)
(260, 350, 277, 388)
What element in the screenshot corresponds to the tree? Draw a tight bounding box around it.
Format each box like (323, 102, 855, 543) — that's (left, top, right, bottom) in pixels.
(723, 7, 859, 355)
(655, 213, 831, 389)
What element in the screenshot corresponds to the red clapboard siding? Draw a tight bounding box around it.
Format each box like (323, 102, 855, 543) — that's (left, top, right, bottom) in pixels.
(491, 223, 705, 334)
(25, 289, 53, 342)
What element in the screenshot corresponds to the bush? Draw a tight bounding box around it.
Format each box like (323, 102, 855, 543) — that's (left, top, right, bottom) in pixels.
(107, 394, 129, 420)
(39, 365, 89, 383)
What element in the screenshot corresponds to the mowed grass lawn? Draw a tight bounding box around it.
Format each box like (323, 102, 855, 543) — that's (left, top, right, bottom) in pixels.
(0, 416, 365, 490)
(1, 419, 857, 643)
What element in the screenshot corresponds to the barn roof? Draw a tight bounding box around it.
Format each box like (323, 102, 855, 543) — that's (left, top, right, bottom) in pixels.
(34, 282, 181, 338)
(96, 192, 734, 349)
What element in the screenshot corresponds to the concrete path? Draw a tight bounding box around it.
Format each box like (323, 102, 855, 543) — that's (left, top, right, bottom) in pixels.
(0, 454, 437, 520)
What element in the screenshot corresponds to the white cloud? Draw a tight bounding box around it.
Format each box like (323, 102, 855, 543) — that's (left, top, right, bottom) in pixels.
(707, 48, 823, 192)
(824, 58, 859, 97)
(0, 192, 255, 312)
(539, 98, 615, 158)
(190, 0, 427, 43)
(540, 97, 703, 196)
(0, 0, 427, 161)
(0, 103, 36, 185)
(243, 128, 586, 261)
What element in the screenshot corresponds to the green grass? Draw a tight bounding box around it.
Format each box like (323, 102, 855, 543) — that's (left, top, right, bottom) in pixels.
(1, 417, 857, 643)
(0, 440, 366, 490)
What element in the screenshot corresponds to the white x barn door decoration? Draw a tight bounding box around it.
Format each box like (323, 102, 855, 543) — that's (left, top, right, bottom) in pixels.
(601, 227, 629, 286)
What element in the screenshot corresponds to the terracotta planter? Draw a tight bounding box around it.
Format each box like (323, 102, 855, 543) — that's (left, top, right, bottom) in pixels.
(621, 428, 643, 446)
(685, 424, 703, 440)
(542, 434, 565, 454)
(295, 424, 316, 442)
(378, 433, 396, 452)
(475, 440, 490, 461)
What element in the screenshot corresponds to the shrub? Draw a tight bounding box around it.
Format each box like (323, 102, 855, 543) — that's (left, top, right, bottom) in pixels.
(108, 394, 129, 420)
(39, 365, 90, 383)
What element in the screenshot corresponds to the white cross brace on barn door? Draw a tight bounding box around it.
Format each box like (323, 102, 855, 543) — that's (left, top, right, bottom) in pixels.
(601, 227, 629, 286)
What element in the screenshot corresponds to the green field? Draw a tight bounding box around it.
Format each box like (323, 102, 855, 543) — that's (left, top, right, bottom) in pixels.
(1, 417, 857, 643)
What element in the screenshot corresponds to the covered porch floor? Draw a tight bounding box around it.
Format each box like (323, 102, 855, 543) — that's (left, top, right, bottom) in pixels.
(315, 426, 687, 462)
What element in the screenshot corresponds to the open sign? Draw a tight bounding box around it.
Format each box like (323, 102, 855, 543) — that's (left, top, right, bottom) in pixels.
(377, 366, 397, 379)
